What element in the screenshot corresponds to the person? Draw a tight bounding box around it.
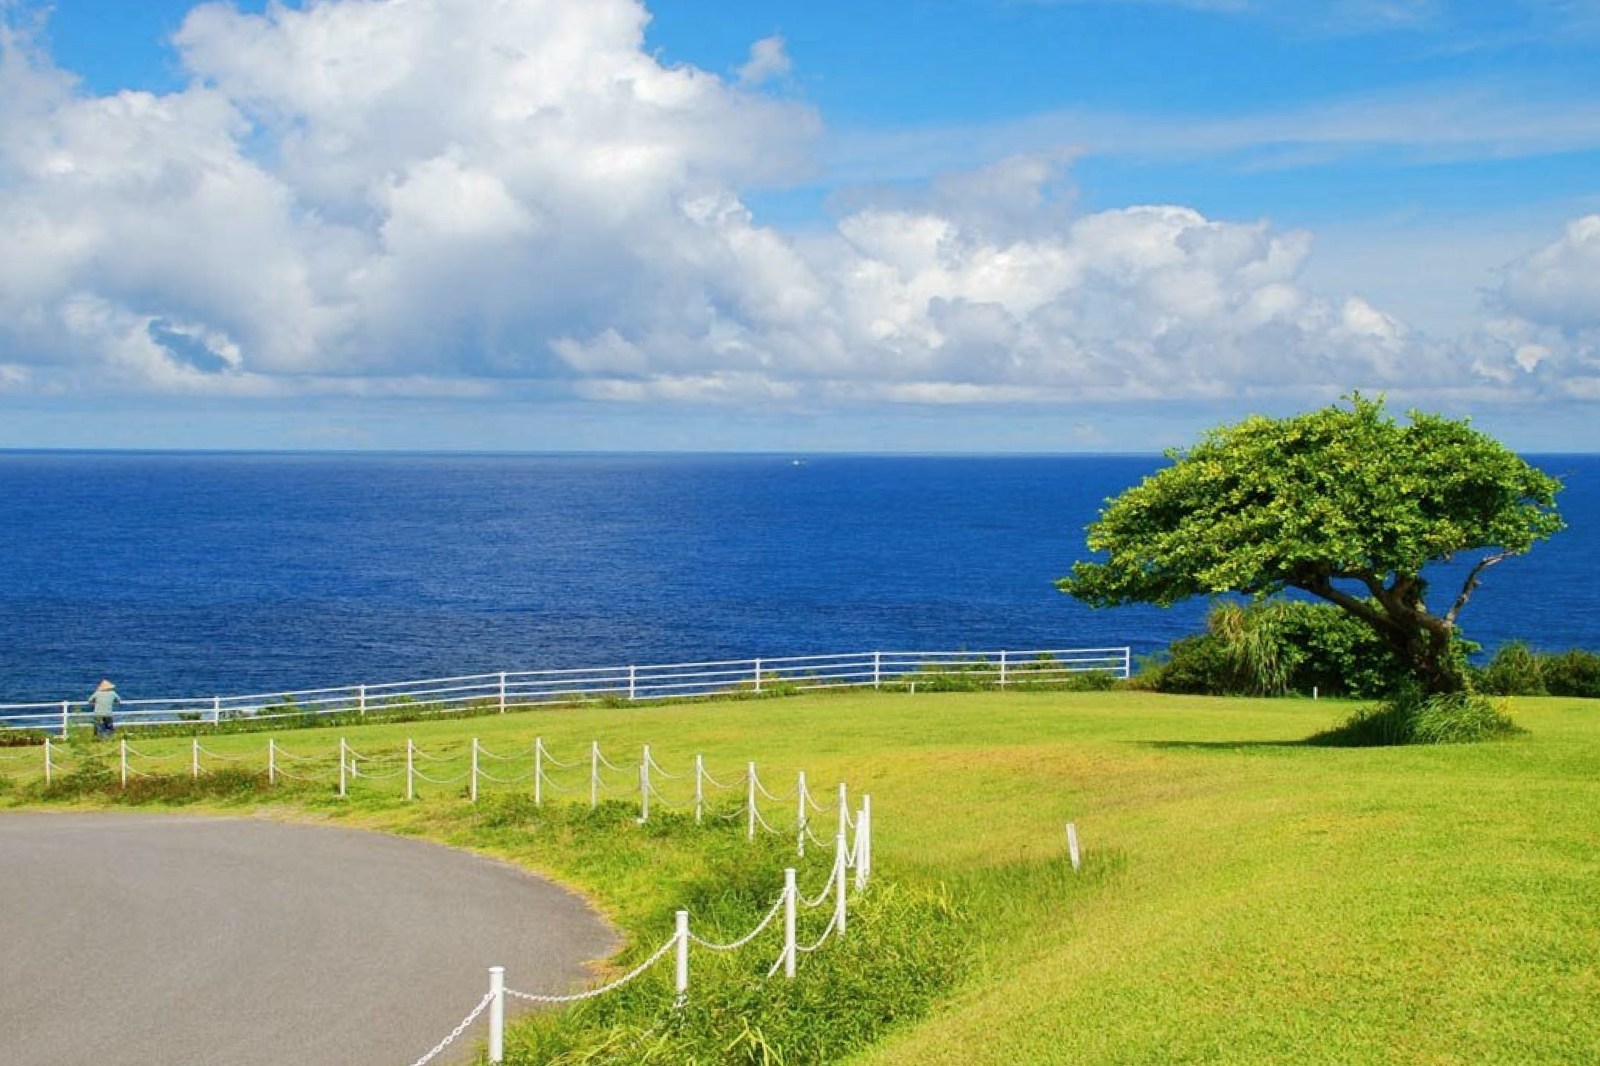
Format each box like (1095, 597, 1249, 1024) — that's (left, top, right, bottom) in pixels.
(86, 679, 121, 738)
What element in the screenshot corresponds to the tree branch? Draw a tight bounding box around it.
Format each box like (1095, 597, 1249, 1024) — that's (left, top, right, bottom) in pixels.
(1298, 575, 1403, 636)
(1445, 551, 1513, 625)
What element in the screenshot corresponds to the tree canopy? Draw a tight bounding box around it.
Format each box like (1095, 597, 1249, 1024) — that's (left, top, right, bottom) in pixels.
(1059, 396, 1564, 693)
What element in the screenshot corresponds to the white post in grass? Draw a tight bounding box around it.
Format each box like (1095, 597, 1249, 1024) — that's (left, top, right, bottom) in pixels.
(268, 738, 276, 786)
(120, 739, 128, 790)
(674, 910, 690, 1004)
(487, 966, 505, 1064)
(872, 651, 882, 690)
(534, 738, 543, 807)
(60, 700, 70, 739)
(639, 762, 650, 823)
(1066, 822, 1081, 872)
(857, 795, 872, 890)
(358, 685, 367, 716)
(796, 770, 807, 857)
(498, 672, 507, 714)
(834, 831, 849, 937)
(627, 665, 637, 701)
(782, 868, 797, 979)
(694, 754, 704, 825)
(999, 650, 1009, 688)
(746, 761, 757, 842)
(212, 695, 222, 726)
(470, 738, 480, 803)
(406, 739, 415, 801)
(837, 782, 849, 844)
(590, 741, 600, 809)
(43, 737, 52, 787)
(754, 659, 763, 694)
(338, 738, 348, 798)
(192, 737, 200, 779)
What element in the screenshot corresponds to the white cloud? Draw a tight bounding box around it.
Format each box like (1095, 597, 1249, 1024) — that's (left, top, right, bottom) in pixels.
(1469, 215, 1600, 398)
(737, 36, 791, 85)
(0, 0, 1577, 414)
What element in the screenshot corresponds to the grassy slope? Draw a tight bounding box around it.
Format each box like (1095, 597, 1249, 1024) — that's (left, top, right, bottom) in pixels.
(6, 690, 1598, 1064)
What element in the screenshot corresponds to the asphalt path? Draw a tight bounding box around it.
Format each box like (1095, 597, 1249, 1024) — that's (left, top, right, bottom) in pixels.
(0, 812, 616, 1066)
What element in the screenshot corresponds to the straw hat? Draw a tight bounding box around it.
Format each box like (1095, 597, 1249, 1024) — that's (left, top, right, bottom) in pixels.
(96, 679, 115, 691)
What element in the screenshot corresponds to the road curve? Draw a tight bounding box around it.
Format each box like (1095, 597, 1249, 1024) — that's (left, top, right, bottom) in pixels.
(0, 812, 616, 1066)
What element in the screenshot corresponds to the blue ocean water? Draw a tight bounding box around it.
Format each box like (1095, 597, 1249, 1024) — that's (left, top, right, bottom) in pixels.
(2, 451, 1596, 702)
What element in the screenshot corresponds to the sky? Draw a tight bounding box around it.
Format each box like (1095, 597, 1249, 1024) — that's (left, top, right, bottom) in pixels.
(0, 0, 1597, 453)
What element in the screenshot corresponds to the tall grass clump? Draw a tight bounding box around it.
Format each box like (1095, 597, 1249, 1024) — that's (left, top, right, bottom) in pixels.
(1311, 689, 1523, 747)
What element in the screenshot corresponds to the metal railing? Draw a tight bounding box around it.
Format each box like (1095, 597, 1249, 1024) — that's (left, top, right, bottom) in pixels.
(0, 646, 1131, 737)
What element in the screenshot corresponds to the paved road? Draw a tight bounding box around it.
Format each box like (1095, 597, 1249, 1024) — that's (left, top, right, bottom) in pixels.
(0, 813, 616, 1066)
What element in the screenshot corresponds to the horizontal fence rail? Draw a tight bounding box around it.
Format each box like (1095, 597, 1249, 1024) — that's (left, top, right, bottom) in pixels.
(0, 646, 1130, 736)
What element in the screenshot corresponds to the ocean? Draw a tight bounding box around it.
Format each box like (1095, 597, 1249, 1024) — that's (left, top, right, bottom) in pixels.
(2, 451, 1596, 703)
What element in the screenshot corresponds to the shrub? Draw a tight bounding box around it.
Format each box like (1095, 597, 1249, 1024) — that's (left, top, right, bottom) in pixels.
(1537, 649, 1600, 698)
(1138, 598, 1408, 699)
(1310, 690, 1523, 747)
(1474, 641, 1547, 696)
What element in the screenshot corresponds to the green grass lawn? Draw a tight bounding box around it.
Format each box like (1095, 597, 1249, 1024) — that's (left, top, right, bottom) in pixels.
(5, 689, 1598, 1064)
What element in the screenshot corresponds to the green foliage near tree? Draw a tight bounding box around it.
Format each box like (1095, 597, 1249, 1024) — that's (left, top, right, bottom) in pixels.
(1060, 395, 1564, 695)
(1137, 598, 1412, 699)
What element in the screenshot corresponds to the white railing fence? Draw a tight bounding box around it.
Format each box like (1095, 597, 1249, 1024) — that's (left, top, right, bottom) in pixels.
(0, 646, 1132, 737)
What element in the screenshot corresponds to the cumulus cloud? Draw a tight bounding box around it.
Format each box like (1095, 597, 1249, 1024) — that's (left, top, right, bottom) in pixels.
(0, 0, 1574, 412)
(1470, 216, 1600, 398)
(737, 36, 792, 85)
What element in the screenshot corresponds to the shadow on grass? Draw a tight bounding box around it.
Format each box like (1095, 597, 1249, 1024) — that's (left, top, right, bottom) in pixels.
(1140, 739, 1313, 752)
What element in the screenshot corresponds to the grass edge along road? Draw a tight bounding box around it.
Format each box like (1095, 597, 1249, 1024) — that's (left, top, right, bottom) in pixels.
(4, 689, 1599, 1066)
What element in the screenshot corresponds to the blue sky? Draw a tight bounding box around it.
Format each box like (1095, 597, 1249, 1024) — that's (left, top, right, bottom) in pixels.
(1, 0, 1598, 451)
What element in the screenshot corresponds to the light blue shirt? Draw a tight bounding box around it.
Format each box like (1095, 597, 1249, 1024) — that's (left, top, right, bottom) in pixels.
(87, 689, 121, 717)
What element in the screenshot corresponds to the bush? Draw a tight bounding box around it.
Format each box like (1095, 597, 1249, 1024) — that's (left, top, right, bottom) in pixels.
(1310, 690, 1523, 747)
(1475, 641, 1547, 696)
(1541, 649, 1600, 698)
(1138, 599, 1408, 699)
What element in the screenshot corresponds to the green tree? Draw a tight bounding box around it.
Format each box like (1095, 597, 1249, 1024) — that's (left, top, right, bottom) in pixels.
(1059, 396, 1563, 694)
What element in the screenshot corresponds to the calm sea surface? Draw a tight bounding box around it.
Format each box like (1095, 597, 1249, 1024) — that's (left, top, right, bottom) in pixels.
(2, 451, 1597, 702)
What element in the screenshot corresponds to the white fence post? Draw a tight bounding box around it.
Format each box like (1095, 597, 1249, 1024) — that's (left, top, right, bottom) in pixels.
(853, 795, 872, 892)
(590, 742, 600, 809)
(338, 738, 348, 798)
(1066, 821, 1081, 871)
(120, 739, 128, 790)
(487, 966, 505, 1064)
(406, 739, 415, 801)
(796, 770, 807, 857)
(782, 868, 797, 979)
(43, 737, 52, 786)
(754, 658, 763, 694)
(747, 761, 757, 842)
(60, 700, 70, 738)
(837, 782, 848, 842)
(628, 665, 637, 701)
(873, 651, 882, 690)
(999, 650, 1009, 688)
(674, 910, 690, 1004)
(498, 672, 507, 714)
(212, 695, 222, 726)
(834, 831, 849, 937)
(694, 754, 704, 825)
(534, 738, 544, 807)
(358, 684, 367, 716)
(191, 737, 200, 779)
(268, 738, 276, 786)
(639, 761, 650, 823)
(1123, 647, 1132, 679)
(470, 738, 480, 803)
